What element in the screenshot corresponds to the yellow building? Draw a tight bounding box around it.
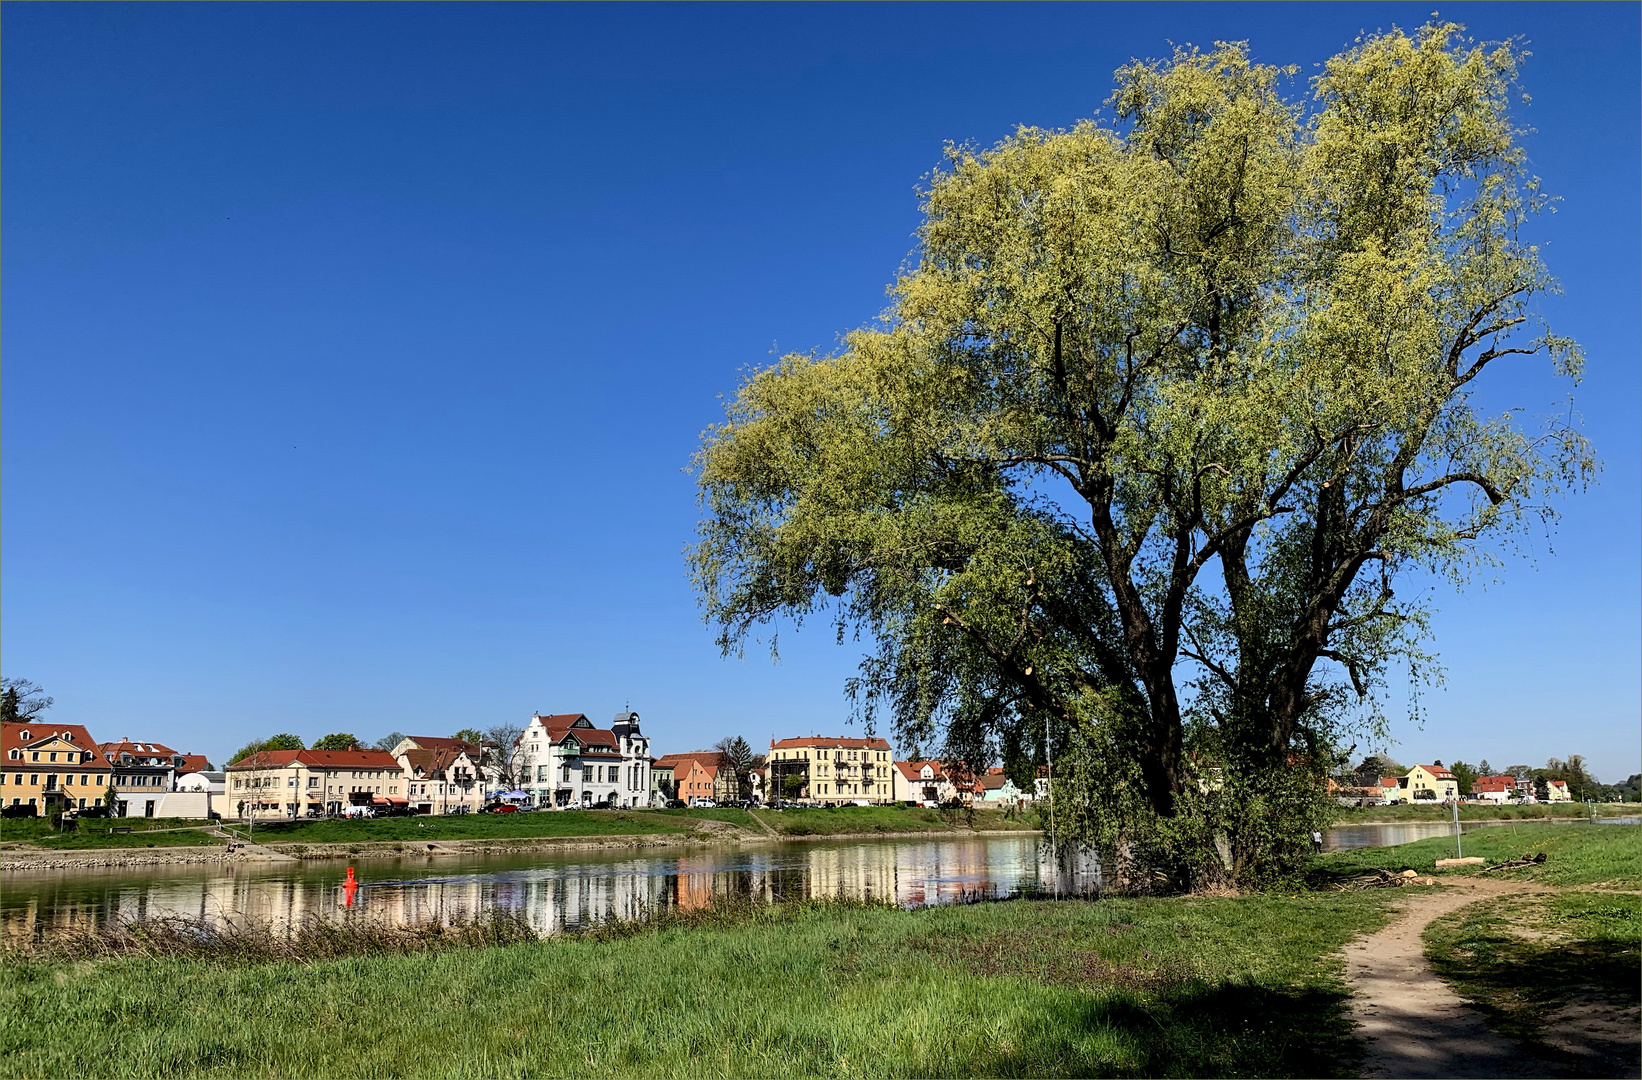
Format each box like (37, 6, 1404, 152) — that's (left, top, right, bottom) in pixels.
(767, 737, 894, 805)
(2, 722, 108, 813)
(1380, 763, 1460, 804)
(227, 748, 406, 819)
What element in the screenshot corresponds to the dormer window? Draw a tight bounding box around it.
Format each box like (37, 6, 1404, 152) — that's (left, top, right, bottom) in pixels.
(18, 731, 29, 741)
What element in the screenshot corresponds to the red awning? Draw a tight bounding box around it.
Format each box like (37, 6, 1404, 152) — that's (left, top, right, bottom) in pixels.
(371, 796, 409, 806)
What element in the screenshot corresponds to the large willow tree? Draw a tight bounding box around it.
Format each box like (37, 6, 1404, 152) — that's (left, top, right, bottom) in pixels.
(691, 25, 1590, 885)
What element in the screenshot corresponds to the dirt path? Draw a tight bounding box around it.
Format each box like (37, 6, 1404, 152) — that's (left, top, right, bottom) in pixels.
(1346, 878, 1558, 1079)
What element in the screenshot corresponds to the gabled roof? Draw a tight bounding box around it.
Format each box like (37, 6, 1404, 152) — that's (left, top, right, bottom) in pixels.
(1547, 779, 1569, 790)
(1472, 775, 1516, 793)
(1380, 777, 1400, 787)
(3, 722, 101, 757)
(399, 746, 476, 778)
(770, 736, 892, 751)
(978, 773, 1015, 791)
(1415, 764, 1456, 780)
(895, 760, 949, 783)
(229, 748, 402, 771)
(401, 736, 483, 757)
(656, 753, 718, 779)
(99, 738, 182, 766)
(176, 754, 212, 774)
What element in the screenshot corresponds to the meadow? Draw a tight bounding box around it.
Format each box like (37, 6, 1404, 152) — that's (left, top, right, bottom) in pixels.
(0, 892, 1396, 1079)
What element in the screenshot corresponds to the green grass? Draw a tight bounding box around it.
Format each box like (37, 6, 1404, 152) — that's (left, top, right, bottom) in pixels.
(0, 892, 1397, 1078)
(1315, 822, 1642, 888)
(1423, 891, 1641, 1059)
(0, 818, 225, 850)
(754, 804, 1034, 836)
(639, 807, 760, 829)
(233, 809, 693, 845)
(1330, 801, 1636, 823)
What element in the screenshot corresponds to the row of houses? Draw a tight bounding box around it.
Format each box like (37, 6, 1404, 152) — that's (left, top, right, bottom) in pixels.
(6, 709, 1052, 822)
(2, 722, 217, 817)
(1331, 762, 1575, 806)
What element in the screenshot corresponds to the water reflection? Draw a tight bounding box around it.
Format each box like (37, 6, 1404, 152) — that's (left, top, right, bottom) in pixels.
(2, 836, 1103, 942)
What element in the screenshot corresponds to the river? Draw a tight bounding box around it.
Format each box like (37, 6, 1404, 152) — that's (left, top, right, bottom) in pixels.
(6, 819, 1634, 942)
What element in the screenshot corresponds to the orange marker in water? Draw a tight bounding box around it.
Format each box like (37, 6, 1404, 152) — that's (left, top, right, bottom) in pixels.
(344, 866, 358, 907)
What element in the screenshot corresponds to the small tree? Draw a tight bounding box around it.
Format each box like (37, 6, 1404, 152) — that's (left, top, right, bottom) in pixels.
(103, 784, 120, 817)
(1448, 761, 1478, 797)
(485, 724, 526, 788)
(312, 733, 362, 751)
(1478, 759, 1494, 777)
(0, 678, 53, 723)
(371, 731, 407, 752)
(452, 728, 485, 745)
(714, 736, 755, 800)
(228, 734, 303, 764)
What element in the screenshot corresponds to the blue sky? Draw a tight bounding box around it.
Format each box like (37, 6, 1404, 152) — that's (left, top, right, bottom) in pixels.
(4, 3, 1637, 780)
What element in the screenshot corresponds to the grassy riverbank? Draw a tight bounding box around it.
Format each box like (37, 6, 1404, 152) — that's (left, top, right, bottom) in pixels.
(227, 808, 694, 845)
(754, 804, 1034, 836)
(0, 817, 223, 850)
(0, 891, 1394, 1079)
(1316, 822, 1642, 888)
(1330, 802, 1638, 824)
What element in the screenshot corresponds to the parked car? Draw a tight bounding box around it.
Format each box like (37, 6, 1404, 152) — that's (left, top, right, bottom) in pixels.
(483, 803, 519, 814)
(689, 798, 717, 808)
(445, 805, 472, 815)
(665, 799, 686, 809)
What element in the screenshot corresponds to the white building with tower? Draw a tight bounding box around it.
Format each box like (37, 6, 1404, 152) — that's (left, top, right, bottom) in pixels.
(517, 711, 653, 809)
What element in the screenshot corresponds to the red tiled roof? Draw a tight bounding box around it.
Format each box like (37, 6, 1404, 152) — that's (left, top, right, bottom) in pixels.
(399, 746, 476, 779)
(176, 754, 212, 774)
(770, 736, 892, 751)
(99, 738, 182, 765)
(3, 722, 101, 758)
(1380, 777, 1400, 788)
(895, 760, 949, 783)
(402, 736, 482, 757)
(655, 751, 722, 768)
(1548, 779, 1569, 790)
(228, 749, 402, 771)
(1417, 764, 1456, 780)
(1472, 776, 1516, 793)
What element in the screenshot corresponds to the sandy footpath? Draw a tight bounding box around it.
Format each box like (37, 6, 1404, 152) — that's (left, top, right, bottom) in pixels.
(1345, 878, 1640, 1079)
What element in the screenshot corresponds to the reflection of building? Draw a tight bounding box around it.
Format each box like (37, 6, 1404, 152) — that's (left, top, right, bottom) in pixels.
(518, 713, 653, 810)
(767, 737, 894, 805)
(3, 722, 106, 813)
(228, 748, 406, 818)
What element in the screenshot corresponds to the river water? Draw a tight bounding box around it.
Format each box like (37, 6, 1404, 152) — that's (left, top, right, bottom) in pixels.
(6, 819, 1634, 942)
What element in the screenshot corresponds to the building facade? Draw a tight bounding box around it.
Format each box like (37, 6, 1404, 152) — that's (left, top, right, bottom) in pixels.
(893, 760, 961, 805)
(767, 737, 894, 805)
(655, 753, 728, 804)
(228, 748, 406, 819)
(1380, 763, 1460, 804)
(1470, 775, 1517, 803)
(3, 722, 107, 813)
(517, 712, 653, 810)
(390, 737, 486, 815)
(99, 738, 188, 816)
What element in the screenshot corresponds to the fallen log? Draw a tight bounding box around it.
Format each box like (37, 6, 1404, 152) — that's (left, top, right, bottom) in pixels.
(1480, 852, 1548, 873)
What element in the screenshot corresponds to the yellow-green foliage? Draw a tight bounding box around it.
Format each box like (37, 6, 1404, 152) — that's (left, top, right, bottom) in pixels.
(692, 24, 1591, 879)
